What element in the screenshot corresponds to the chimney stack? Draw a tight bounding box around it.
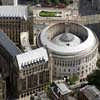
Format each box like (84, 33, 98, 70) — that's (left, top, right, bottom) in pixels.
(14, 0, 18, 6)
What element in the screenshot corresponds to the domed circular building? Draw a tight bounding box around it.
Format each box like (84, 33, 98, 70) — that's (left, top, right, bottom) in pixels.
(37, 22, 98, 82)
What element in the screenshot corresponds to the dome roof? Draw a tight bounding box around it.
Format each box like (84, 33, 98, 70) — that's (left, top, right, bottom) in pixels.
(52, 33, 81, 47)
(39, 22, 98, 56)
(60, 33, 74, 42)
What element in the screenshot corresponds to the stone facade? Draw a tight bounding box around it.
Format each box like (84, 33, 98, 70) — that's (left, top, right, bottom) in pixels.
(0, 79, 6, 100)
(52, 48, 98, 81)
(92, 0, 100, 10)
(16, 48, 50, 99)
(18, 62, 49, 99)
(1, 0, 14, 5)
(0, 17, 33, 47)
(38, 22, 98, 82)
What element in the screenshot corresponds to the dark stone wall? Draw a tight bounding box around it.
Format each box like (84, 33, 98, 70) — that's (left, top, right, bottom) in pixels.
(86, 23, 100, 41)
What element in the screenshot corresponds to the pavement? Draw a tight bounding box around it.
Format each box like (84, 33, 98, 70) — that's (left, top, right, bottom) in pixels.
(68, 96, 78, 100)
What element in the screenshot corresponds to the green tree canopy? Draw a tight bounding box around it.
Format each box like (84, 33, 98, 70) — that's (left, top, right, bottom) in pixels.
(64, 0, 73, 5)
(87, 70, 100, 90)
(55, 0, 60, 5)
(96, 59, 100, 68)
(47, 0, 51, 4)
(69, 74, 79, 85)
(51, 0, 60, 5)
(33, 0, 39, 4)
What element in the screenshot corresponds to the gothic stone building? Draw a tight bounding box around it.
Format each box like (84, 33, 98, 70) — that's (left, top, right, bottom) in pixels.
(0, 31, 50, 99)
(0, 5, 33, 47)
(16, 47, 50, 99)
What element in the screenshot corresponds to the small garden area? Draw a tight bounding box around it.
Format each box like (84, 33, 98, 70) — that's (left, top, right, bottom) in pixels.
(39, 11, 61, 17)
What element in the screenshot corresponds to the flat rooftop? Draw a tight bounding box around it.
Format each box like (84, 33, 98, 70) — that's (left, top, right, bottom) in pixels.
(80, 85, 100, 100)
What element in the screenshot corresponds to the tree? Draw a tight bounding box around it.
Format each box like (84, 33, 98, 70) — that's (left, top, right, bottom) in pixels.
(64, 0, 73, 5)
(64, 0, 69, 5)
(52, 0, 60, 5)
(47, 0, 51, 4)
(69, 74, 79, 85)
(30, 95, 34, 100)
(43, 82, 52, 98)
(98, 43, 100, 53)
(87, 70, 100, 90)
(33, 0, 39, 4)
(97, 59, 100, 68)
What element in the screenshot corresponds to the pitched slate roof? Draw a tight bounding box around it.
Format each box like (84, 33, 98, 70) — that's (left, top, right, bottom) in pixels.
(16, 47, 48, 70)
(0, 5, 28, 20)
(0, 32, 21, 58)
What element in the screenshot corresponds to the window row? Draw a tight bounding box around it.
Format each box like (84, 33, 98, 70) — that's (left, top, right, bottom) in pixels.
(22, 65, 48, 75)
(58, 64, 96, 74)
(21, 71, 49, 91)
(54, 51, 97, 67)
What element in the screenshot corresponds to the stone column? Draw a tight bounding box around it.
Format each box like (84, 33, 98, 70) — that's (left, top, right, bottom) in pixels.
(49, 53, 53, 83)
(38, 73, 39, 86)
